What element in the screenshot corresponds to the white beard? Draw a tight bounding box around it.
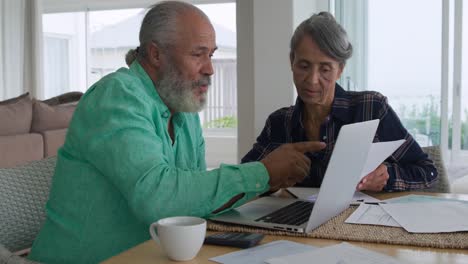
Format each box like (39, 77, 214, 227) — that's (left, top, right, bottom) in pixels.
(155, 62, 210, 113)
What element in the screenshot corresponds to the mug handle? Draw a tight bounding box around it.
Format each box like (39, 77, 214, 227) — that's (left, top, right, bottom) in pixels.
(149, 222, 160, 244)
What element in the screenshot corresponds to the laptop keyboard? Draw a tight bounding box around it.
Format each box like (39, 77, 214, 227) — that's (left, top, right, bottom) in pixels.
(255, 201, 314, 226)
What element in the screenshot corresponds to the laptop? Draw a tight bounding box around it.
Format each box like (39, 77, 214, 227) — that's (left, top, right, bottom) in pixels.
(210, 119, 380, 233)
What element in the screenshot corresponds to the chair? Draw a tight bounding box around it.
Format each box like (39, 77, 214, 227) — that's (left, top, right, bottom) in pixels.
(420, 146, 451, 193)
(0, 157, 57, 264)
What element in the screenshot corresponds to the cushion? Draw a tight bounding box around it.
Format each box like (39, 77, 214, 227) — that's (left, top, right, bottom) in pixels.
(420, 146, 450, 193)
(0, 93, 33, 136)
(31, 100, 77, 132)
(41, 129, 67, 157)
(0, 157, 56, 253)
(42, 91, 83, 106)
(0, 134, 43, 168)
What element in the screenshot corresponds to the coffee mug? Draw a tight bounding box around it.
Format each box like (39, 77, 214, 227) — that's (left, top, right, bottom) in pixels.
(149, 216, 206, 261)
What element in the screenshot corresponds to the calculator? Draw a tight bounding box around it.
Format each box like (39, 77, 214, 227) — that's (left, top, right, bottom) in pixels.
(204, 232, 265, 248)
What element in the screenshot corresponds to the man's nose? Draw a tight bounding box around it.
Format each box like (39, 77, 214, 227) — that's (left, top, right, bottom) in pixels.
(201, 58, 214, 76)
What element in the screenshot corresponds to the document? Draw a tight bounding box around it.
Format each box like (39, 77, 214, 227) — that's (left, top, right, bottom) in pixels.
(360, 140, 405, 180)
(209, 240, 316, 264)
(380, 201, 468, 233)
(384, 194, 468, 204)
(266, 242, 403, 264)
(345, 203, 401, 227)
(287, 187, 381, 205)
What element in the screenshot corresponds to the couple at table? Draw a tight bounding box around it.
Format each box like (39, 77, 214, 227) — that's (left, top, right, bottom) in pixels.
(29, 1, 438, 263)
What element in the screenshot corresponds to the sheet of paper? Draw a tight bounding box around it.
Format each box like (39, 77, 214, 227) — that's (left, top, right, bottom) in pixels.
(209, 240, 316, 264)
(380, 201, 468, 233)
(360, 140, 405, 180)
(345, 203, 401, 227)
(287, 187, 381, 205)
(266, 242, 403, 264)
(384, 194, 468, 204)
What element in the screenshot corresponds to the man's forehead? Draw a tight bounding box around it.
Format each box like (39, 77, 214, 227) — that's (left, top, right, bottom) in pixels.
(176, 15, 217, 50)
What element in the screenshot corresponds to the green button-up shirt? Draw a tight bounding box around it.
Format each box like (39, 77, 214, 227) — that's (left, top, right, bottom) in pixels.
(29, 61, 269, 264)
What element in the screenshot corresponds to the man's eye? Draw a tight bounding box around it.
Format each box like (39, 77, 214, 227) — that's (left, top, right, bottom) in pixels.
(192, 53, 203, 57)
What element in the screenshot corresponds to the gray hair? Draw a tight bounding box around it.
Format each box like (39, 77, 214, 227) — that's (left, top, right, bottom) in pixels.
(289, 12, 353, 65)
(125, 1, 208, 66)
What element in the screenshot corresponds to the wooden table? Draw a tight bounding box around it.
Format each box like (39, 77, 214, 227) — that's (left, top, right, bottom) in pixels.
(102, 192, 468, 264)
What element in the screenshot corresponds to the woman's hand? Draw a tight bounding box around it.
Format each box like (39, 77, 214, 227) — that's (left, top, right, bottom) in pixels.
(357, 164, 389, 191)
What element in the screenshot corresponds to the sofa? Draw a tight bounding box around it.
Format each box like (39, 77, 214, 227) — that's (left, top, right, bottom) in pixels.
(0, 92, 82, 168)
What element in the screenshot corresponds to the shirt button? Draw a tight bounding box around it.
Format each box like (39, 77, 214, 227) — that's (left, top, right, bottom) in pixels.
(162, 111, 169, 118)
(255, 183, 261, 188)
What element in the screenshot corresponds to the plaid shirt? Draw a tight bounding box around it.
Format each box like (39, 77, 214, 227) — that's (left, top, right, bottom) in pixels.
(241, 84, 438, 191)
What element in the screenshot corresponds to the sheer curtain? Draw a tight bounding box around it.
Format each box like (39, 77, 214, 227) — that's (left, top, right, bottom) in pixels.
(0, 0, 44, 101)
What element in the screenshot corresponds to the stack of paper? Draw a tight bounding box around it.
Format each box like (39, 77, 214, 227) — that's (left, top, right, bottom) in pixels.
(211, 241, 403, 264)
(266, 242, 403, 264)
(345, 195, 468, 233)
(209, 240, 315, 264)
(287, 187, 381, 205)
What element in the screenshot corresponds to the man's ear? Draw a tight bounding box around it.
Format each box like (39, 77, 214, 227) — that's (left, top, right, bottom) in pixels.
(148, 42, 162, 67)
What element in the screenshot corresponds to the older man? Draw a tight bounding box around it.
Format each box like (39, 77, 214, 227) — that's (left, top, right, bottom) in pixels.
(29, 2, 324, 263)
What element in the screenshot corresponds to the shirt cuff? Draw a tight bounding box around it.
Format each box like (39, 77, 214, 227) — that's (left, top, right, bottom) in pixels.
(209, 162, 270, 216)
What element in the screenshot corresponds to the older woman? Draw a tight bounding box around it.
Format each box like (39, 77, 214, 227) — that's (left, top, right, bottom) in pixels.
(242, 12, 438, 192)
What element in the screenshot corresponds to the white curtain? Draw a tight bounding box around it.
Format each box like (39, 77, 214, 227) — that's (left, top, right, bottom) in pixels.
(0, 0, 44, 101)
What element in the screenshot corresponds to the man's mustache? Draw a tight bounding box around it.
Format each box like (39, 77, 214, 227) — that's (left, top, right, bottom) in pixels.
(193, 76, 211, 88)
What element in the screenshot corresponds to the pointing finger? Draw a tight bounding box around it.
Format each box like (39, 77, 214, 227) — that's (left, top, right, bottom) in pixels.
(291, 141, 326, 153)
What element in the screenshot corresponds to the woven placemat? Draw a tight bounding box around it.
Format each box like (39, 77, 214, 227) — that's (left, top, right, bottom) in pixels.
(208, 207, 468, 249)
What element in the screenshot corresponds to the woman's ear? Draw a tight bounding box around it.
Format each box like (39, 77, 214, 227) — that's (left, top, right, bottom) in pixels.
(336, 63, 345, 80)
(289, 53, 295, 71)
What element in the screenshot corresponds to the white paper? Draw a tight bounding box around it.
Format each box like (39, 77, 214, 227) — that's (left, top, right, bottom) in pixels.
(266, 242, 403, 264)
(384, 194, 468, 204)
(360, 140, 405, 179)
(345, 203, 401, 227)
(287, 187, 381, 205)
(380, 201, 468, 233)
(209, 240, 316, 264)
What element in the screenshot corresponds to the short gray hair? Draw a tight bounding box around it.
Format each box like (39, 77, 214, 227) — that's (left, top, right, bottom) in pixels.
(289, 12, 353, 65)
(125, 1, 208, 66)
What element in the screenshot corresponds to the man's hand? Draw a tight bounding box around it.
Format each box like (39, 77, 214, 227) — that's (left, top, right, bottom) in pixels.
(261, 141, 326, 192)
(357, 163, 389, 191)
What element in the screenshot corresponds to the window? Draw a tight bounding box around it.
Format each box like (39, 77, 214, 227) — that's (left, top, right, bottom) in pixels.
(335, 0, 442, 148)
(42, 4, 237, 132)
(42, 2, 237, 167)
(43, 35, 70, 99)
(335, 0, 468, 179)
(42, 12, 86, 95)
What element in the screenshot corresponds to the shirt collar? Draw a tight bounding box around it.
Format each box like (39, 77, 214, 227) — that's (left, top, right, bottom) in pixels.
(292, 83, 353, 128)
(129, 60, 171, 117)
(129, 60, 189, 129)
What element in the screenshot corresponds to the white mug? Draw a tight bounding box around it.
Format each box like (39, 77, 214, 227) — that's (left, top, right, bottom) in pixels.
(149, 216, 206, 261)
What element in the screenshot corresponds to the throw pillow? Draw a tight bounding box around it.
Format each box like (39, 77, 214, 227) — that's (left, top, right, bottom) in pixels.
(0, 93, 33, 136)
(0, 157, 56, 253)
(31, 100, 78, 132)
